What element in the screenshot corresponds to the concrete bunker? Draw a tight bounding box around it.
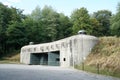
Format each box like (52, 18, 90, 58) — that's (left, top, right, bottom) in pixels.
(20, 35, 98, 67)
(30, 51, 60, 66)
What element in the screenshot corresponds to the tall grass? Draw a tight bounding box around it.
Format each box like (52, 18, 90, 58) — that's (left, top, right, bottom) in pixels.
(75, 36, 120, 78)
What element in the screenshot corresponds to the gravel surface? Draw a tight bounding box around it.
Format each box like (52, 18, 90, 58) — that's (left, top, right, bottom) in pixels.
(0, 64, 119, 80)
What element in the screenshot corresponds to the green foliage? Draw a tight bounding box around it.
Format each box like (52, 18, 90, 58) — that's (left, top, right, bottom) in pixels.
(6, 21, 27, 49)
(89, 18, 102, 36)
(41, 6, 58, 41)
(56, 13, 72, 40)
(117, 2, 120, 12)
(0, 3, 12, 56)
(0, 2, 25, 57)
(30, 6, 42, 21)
(110, 3, 120, 36)
(71, 7, 108, 36)
(26, 5, 72, 43)
(93, 10, 112, 36)
(71, 7, 92, 34)
(10, 7, 25, 22)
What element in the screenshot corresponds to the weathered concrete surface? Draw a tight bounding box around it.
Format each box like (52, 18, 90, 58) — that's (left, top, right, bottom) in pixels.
(20, 34, 98, 67)
(0, 64, 119, 80)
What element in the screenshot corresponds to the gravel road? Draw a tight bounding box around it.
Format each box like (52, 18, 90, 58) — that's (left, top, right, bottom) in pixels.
(0, 64, 119, 80)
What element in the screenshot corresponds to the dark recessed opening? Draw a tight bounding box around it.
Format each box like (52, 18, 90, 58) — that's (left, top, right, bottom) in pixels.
(30, 53, 48, 65)
(63, 58, 66, 61)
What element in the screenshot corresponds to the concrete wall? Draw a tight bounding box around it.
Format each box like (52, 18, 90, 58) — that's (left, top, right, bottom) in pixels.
(20, 34, 98, 67)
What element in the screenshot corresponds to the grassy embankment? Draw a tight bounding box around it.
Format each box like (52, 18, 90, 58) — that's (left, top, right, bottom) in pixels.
(0, 50, 20, 64)
(75, 36, 120, 78)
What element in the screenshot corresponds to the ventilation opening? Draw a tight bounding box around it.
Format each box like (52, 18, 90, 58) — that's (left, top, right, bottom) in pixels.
(63, 58, 66, 61)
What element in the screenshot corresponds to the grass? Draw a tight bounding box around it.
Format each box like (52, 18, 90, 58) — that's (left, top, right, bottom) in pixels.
(0, 60, 20, 64)
(0, 50, 20, 64)
(75, 64, 120, 78)
(75, 65, 97, 73)
(75, 36, 120, 78)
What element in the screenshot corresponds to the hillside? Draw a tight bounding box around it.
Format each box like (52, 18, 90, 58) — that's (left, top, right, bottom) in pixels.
(76, 36, 120, 78)
(0, 51, 20, 64)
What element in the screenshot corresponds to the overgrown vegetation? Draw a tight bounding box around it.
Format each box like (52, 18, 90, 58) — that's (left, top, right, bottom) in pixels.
(75, 37, 120, 78)
(0, 50, 20, 64)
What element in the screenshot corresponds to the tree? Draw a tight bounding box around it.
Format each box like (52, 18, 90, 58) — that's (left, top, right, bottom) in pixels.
(117, 2, 120, 12)
(93, 10, 112, 36)
(41, 5, 59, 42)
(24, 6, 59, 43)
(6, 21, 27, 50)
(110, 3, 120, 36)
(0, 3, 26, 57)
(23, 17, 45, 43)
(89, 18, 102, 36)
(10, 7, 25, 22)
(0, 3, 12, 55)
(30, 6, 42, 21)
(6, 7, 26, 52)
(71, 7, 92, 34)
(56, 13, 72, 40)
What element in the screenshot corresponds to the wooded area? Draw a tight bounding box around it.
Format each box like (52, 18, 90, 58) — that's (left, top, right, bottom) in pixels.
(0, 2, 120, 57)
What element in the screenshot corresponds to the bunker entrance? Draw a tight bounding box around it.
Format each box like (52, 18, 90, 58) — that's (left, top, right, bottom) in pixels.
(30, 51, 60, 66)
(48, 51, 60, 66)
(30, 53, 48, 65)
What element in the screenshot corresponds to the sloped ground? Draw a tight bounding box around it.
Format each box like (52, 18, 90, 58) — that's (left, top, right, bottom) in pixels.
(0, 51, 20, 64)
(84, 37, 120, 77)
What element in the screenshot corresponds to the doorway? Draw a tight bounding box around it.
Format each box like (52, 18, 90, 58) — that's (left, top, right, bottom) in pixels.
(30, 51, 60, 66)
(30, 53, 48, 65)
(48, 51, 60, 66)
